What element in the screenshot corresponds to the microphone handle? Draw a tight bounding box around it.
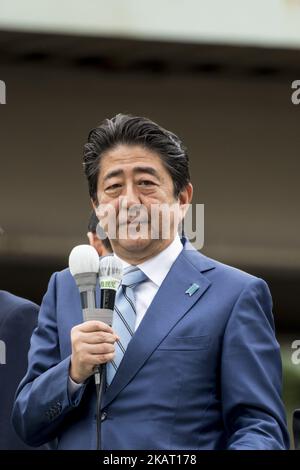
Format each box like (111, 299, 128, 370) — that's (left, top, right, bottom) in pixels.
(80, 288, 96, 310)
(100, 288, 116, 311)
(82, 307, 113, 325)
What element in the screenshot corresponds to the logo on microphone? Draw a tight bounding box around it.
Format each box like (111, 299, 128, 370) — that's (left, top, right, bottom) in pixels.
(0, 80, 6, 104)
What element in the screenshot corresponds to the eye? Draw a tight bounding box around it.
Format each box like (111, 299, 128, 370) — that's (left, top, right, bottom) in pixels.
(105, 183, 122, 192)
(138, 180, 156, 187)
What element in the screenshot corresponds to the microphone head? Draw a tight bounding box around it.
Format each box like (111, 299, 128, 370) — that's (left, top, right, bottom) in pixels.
(99, 255, 123, 291)
(69, 245, 100, 276)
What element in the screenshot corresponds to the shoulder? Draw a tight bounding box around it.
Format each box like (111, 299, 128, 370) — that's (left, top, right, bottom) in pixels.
(0, 291, 39, 324)
(44, 268, 78, 304)
(51, 267, 76, 290)
(41, 267, 75, 292)
(182, 246, 272, 325)
(182, 239, 265, 292)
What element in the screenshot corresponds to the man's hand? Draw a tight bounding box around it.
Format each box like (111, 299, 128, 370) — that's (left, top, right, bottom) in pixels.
(70, 320, 119, 384)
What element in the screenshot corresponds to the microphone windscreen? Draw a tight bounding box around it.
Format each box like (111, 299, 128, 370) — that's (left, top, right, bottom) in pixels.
(99, 255, 123, 286)
(69, 245, 100, 276)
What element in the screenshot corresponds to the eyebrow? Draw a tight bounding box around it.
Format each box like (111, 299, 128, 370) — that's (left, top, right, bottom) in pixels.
(103, 166, 161, 183)
(103, 169, 123, 182)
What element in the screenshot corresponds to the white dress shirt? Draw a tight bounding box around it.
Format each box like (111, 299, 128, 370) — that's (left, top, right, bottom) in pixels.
(114, 234, 183, 331)
(69, 235, 183, 392)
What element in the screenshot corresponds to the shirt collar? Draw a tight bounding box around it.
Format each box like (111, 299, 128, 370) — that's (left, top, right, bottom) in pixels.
(113, 234, 183, 287)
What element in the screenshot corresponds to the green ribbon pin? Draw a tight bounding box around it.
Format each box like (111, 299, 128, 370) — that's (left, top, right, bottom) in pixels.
(185, 283, 200, 296)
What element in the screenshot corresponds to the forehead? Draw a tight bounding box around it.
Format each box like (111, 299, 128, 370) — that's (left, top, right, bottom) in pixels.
(99, 144, 166, 177)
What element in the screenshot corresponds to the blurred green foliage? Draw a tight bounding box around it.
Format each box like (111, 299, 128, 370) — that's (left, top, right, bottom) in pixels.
(280, 341, 300, 450)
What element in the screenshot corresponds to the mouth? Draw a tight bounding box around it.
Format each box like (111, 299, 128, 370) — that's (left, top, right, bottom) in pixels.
(118, 218, 149, 226)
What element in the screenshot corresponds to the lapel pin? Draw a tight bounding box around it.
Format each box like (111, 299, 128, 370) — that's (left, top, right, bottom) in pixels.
(185, 283, 200, 296)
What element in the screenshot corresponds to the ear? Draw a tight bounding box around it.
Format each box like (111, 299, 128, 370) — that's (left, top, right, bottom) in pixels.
(91, 198, 98, 213)
(87, 231, 106, 256)
(178, 183, 193, 219)
(87, 231, 94, 246)
(179, 182, 193, 205)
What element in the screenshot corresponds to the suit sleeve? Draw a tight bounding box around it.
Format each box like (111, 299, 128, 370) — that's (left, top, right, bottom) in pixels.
(221, 277, 290, 450)
(3, 301, 39, 402)
(1, 301, 41, 450)
(12, 273, 86, 447)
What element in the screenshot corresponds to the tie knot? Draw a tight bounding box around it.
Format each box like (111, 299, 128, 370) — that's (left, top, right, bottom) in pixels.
(122, 266, 148, 287)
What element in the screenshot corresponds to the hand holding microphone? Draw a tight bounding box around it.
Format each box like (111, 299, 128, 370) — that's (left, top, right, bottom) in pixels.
(68, 246, 122, 384)
(69, 320, 118, 384)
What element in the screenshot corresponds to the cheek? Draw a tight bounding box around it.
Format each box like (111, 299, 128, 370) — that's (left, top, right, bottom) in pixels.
(97, 191, 111, 204)
(95, 197, 119, 228)
(140, 186, 174, 204)
(157, 184, 175, 201)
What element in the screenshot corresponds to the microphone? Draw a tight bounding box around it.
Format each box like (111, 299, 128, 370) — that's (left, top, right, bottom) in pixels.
(68, 247, 123, 450)
(98, 254, 123, 326)
(69, 244, 104, 389)
(69, 245, 100, 320)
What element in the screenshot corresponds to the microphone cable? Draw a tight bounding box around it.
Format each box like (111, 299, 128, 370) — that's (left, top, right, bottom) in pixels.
(94, 365, 105, 451)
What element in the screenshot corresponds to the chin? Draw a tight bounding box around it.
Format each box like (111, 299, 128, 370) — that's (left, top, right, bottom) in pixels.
(117, 237, 153, 252)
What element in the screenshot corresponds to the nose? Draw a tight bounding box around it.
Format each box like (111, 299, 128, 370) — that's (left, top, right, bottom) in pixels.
(118, 184, 143, 226)
(122, 182, 141, 206)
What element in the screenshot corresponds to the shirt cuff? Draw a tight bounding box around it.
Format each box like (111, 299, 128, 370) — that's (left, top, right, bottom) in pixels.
(68, 375, 84, 397)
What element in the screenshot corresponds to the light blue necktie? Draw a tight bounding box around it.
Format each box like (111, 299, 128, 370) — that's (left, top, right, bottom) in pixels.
(106, 266, 148, 386)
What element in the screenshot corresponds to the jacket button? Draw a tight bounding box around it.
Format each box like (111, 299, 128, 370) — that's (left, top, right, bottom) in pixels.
(101, 411, 107, 422)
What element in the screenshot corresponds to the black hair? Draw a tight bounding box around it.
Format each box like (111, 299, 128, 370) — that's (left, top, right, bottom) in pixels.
(83, 113, 190, 203)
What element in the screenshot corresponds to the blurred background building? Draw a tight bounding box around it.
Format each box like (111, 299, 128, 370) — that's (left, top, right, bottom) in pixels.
(0, 0, 299, 446)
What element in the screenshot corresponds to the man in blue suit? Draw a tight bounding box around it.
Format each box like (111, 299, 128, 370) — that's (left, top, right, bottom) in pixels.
(13, 114, 289, 450)
(0, 291, 44, 449)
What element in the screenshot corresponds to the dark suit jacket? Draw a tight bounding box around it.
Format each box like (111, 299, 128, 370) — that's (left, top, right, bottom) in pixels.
(0, 290, 45, 449)
(12, 239, 289, 449)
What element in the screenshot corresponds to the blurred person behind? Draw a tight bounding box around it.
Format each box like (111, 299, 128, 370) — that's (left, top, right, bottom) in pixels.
(0, 229, 47, 449)
(87, 211, 112, 256)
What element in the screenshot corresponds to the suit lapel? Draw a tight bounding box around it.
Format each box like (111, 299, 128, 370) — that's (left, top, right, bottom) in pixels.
(102, 244, 215, 408)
